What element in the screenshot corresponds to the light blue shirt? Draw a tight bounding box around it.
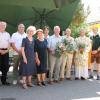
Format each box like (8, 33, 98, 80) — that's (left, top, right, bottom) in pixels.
(48, 34, 62, 50)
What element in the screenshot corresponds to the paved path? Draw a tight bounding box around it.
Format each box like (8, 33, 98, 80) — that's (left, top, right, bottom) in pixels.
(0, 75, 100, 100)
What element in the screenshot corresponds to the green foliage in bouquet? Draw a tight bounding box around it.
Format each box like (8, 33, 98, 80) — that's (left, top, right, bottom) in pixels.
(78, 43, 86, 49)
(78, 43, 86, 54)
(62, 38, 69, 46)
(67, 43, 76, 53)
(54, 38, 76, 58)
(54, 42, 63, 58)
(62, 38, 76, 53)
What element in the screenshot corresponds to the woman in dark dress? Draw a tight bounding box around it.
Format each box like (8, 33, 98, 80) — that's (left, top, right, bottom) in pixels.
(19, 26, 36, 89)
(35, 29, 48, 86)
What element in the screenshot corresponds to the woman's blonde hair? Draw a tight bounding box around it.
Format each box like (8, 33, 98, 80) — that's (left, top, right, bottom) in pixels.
(36, 29, 43, 33)
(36, 29, 44, 39)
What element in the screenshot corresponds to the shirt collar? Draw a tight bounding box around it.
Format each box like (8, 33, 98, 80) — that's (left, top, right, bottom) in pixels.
(17, 31, 25, 35)
(93, 34, 99, 37)
(0, 31, 6, 34)
(54, 34, 60, 38)
(65, 35, 71, 38)
(80, 35, 86, 38)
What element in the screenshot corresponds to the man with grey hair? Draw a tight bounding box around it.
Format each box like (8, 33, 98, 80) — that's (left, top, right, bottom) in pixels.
(0, 21, 11, 85)
(10, 23, 27, 85)
(48, 26, 62, 84)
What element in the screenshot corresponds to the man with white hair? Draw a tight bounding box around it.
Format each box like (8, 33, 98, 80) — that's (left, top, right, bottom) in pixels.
(0, 21, 10, 85)
(74, 28, 91, 80)
(10, 23, 27, 85)
(48, 26, 62, 84)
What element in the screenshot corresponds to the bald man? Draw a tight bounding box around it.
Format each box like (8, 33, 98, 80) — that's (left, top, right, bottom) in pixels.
(10, 24, 27, 85)
(60, 28, 75, 80)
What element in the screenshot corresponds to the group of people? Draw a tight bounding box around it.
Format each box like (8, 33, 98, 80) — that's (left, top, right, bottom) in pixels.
(0, 21, 100, 89)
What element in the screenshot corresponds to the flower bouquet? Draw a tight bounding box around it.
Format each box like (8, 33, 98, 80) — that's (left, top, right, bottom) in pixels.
(62, 38, 69, 46)
(54, 38, 76, 57)
(54, 42, 66, 58)
(67, 43, 76, 53)
(78, 43, 86, 54)
(62, 38, 76, 53)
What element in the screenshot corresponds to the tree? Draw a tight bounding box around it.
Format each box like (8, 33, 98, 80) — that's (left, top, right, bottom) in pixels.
(54, 0, 77, 8)
(69, 0, 90, 37)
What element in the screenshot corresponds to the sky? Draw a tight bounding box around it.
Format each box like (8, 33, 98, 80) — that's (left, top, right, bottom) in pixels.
(82, 0, 100, 23)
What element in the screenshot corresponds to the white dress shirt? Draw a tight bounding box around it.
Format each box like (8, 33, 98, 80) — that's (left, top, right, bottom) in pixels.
(10, 32, 27, 55)
(0, 31, 10, 49)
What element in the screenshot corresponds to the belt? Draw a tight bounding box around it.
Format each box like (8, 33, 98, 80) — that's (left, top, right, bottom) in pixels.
(0, 48, 8, 50)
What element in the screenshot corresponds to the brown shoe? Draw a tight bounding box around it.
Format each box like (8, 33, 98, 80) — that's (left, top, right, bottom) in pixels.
(27, 83, 34, 87)
(66, 78, 71, 80)
(60, 78, 64, 81)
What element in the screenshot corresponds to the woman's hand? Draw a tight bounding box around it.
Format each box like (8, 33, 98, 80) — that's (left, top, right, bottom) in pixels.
(23, 57, 27, 64)
(36, 58, 40, 66)
(35, 52, 40, 66)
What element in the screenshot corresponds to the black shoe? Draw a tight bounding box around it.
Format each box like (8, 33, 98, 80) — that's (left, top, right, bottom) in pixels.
(97, 76, 100, 80)
(41, 82, 47, 86)
(54, 80, 60, 83)
(81, 77, 86, 80)
(75, 77, 79, 80)
(2, 82, 11, 86)
(88, 75, 93, 79)
(37, 82, 42, 86)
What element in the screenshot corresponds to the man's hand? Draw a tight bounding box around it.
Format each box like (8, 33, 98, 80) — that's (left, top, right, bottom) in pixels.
(98, 47, 100, 51)
(0, 50, 8, 55)
(48, 48, 55, 55)
(18, 50, 22, 55)
(0, 50, 2, 54)
(92, 50, 97, 54)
